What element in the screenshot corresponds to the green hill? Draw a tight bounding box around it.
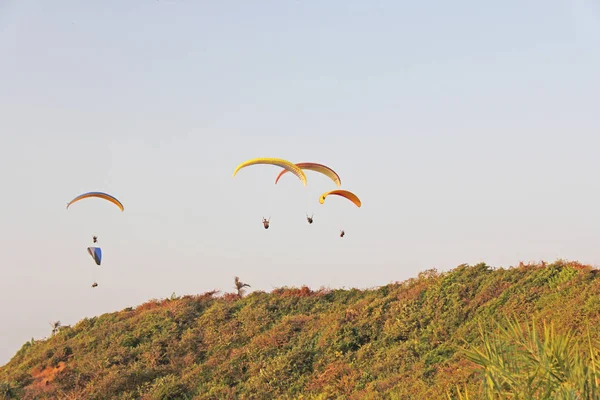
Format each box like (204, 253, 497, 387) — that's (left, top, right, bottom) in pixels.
(2, 260, 600, 399)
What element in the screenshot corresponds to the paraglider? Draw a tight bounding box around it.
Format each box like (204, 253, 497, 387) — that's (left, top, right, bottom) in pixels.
(274, 162, 340, 224)
(318, 190, 361, 237)
(66, 192, 123, 288)
(87, 246, 102, 288)
(66, 192, 124, 211)
(319, 190, 362, 208)
(275, 162, 341, 187)
(262, 217, 270, 229)
(233, 157, 308, 186)
(234, 158, 306, 228)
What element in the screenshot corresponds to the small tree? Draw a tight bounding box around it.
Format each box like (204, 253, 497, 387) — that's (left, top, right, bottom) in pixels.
(234, 276, 250, 297)
(49, 321, 62, 337)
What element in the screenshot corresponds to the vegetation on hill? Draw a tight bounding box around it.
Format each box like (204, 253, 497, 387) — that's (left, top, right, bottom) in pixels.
(2, 261, 600, 399)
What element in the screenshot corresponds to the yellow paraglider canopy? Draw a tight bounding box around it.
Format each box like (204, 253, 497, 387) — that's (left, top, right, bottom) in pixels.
(233, 157, 307, 186)
(319, 190, 361, 207)
(275, 162, 341, 187)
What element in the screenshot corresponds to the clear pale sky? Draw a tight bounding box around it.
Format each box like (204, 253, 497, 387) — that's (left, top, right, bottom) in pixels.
(1, 0, 599, 365)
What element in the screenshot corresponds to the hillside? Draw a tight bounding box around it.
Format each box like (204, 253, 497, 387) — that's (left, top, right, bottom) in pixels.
(2, 260, 600, 399)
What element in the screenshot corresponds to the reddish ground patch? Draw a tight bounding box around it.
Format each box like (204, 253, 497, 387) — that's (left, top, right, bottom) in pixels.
(30, 361, 67, 388)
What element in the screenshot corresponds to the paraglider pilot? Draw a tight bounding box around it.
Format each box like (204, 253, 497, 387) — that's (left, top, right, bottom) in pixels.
(91, 282, 98, 288)
(306, 214, 313, 224)
(262, 217, 270, 229)
(340, 230, 345, 238)
(93, 236, 98, 243)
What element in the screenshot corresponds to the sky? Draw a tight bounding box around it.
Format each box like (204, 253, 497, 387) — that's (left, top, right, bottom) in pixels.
(1, 0, 599, 365)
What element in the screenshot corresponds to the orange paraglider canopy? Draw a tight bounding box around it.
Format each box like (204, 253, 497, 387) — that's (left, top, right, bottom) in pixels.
(319, 190, 361, 207)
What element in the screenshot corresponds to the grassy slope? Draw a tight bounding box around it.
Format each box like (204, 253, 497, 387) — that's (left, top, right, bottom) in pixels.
(1, 260, 600, 399)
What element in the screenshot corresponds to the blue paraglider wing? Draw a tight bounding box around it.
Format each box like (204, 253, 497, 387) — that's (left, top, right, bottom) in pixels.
(87, 247, 102, 266)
